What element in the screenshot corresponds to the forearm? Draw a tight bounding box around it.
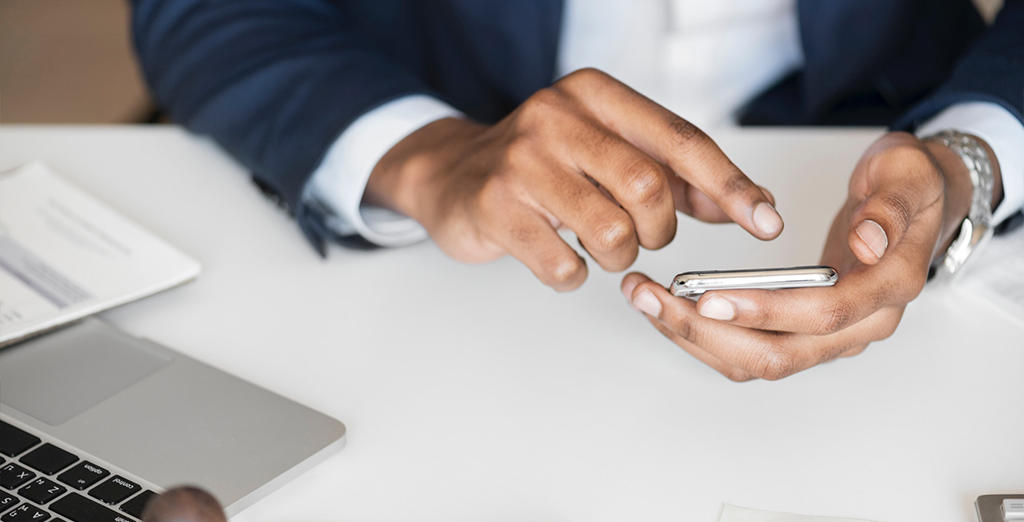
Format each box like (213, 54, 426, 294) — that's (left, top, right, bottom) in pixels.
(132, 0, 432, 210)
(364, 117, 485, 229)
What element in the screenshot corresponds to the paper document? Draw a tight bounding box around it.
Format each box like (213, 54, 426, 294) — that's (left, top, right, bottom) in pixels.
(0, 162, 200, 346)
(956, 225, 1024, 324)
(720, 504, 880, 522)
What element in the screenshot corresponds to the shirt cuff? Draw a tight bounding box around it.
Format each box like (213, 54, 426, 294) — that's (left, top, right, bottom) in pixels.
(303, 95, 463, 247)
(914, 101, 1024, 225)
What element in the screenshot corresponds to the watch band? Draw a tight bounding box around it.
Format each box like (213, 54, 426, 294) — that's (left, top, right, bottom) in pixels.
(923, 130, 995, 282)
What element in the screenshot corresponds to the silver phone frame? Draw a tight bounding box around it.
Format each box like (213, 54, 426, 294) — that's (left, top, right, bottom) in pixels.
(670, 265, 837, 299)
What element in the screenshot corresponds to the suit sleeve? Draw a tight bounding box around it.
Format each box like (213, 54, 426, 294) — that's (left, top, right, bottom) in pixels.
(131, 0, 433, 214)
(892, 0, 1024, 130)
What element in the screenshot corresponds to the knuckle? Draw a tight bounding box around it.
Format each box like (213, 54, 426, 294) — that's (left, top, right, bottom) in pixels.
(876, 143, 945, 193)
(721, 170, 754, 197)
(667, 312, 695, 343)
(519, 88, 564, 124)
(560, 67, 608, 88)
(905, 269, 929, 298)
(877, 309, 904, 340)
(592, 215, 636, 253)
(476, 170, 513, 205)
(620, 159, 667, 206)
(884, 143, 932, 168)
(879, 320, 900, 341)
(816, 296, 855, 334)
(754, 346, 798, 381)
(839, 344, 869, 358)
(500, 136, 535, 170)
(877, 191, 914, 230)
(540, 254, 584, 287)
(643, 218, 677, 250)
(869, 279, 897, 310)
(880, 142, 937, 170)
(749, 306, 776, 331)
(667, 116, 707, 146)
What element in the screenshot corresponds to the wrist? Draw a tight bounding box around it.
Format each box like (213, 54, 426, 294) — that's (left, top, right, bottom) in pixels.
(924, 134, 1003, 259)
(925, 140, 971, 255)
(364, 117, 482, 227)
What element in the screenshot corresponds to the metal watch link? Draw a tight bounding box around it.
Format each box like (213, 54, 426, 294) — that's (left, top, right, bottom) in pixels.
(923, 130, 995, 282)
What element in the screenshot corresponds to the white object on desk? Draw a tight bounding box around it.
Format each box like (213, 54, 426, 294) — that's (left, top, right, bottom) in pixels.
(1004, 498, 1024, 521)
(956, 226, 1024, 325)
(0, 162, 200, 345)
(1, 126, 1020, 522)
(720, 504, 879, 522)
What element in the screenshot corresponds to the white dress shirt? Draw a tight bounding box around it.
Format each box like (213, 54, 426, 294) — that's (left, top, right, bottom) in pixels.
(304, 0, 1024, 247)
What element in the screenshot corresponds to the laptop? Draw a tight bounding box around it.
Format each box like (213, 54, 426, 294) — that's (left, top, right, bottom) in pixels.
(0, 319, 346, 520)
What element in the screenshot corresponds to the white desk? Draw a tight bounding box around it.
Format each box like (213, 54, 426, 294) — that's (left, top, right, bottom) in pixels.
(1, 126, 1020, 522)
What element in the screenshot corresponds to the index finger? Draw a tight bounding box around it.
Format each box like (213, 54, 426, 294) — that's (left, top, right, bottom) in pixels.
(561, 68, 784, 240)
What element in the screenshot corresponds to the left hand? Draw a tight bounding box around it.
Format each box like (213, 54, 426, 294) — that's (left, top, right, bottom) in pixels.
(621, 131, 999, 381)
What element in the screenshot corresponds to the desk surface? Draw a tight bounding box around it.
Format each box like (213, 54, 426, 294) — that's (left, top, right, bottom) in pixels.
(1, 126, 1020, 522)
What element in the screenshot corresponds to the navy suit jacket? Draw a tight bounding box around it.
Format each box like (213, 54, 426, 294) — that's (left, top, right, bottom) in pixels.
(131, 0, 1024, 252)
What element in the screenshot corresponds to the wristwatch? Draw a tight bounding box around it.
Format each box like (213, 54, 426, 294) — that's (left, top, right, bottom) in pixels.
(923, 130, 995, 282)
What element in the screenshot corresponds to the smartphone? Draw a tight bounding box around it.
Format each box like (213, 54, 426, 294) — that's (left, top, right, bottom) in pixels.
(670, 265, 837, 299)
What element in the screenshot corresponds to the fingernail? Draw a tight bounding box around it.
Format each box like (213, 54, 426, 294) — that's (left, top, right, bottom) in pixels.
(855, 219, 888, 259)
(632, 289, 662, 317)
(698, 296, 735, 321)
(752, 202, 783, 237)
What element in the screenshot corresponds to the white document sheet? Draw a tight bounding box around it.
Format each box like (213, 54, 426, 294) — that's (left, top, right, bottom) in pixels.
(720, 504, 880, 522)
(0, 162, 200, 346)
(956, 225, 1024, 325)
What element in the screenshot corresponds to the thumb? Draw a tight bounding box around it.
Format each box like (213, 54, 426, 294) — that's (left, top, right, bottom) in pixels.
(847, 188, 917, 265)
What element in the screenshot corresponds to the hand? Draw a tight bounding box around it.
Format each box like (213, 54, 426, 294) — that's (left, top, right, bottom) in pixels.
(622, 131, 1002, 381)
(143, 486, 227, 522)
(366, 68, 782, 291)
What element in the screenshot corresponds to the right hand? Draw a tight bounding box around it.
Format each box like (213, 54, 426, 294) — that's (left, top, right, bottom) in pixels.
(366, 68, 783, 291)
(143, 487, 226, 522)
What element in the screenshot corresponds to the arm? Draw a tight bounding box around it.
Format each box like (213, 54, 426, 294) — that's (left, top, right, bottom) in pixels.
(894, 0, 1024, 226)
(134, 1, 783, 290)
(131, 0, 434, 223)
(892, 0, 1024, 131)
(303, 95, 461, 248)
(623, 1, 1024, 380)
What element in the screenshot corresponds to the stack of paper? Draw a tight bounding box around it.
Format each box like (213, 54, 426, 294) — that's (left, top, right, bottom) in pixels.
(0, 162, 200, 346)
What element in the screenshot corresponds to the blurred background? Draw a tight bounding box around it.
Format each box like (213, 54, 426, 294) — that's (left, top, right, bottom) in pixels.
(0, 0, 150, 124)
(0, 0, 1004, 125)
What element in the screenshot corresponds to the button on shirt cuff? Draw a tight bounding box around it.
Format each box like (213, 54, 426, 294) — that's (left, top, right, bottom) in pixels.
(303, 95, 463, 247)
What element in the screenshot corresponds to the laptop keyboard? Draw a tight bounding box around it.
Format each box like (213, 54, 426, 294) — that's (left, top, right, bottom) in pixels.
(0, 421, 157, 522)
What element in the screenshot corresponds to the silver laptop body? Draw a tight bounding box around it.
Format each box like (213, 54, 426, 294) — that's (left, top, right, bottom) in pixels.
(0, 319, 346, 519)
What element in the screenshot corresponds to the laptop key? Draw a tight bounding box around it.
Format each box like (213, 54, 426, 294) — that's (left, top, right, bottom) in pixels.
(19, 445, 77, 476)
(0, 464, 36, 490)
(0, 503, 50, 521)
(51, 493, 132, 522)
(0, 491, 17, 512)
(0, 423, 40, 458)
(19, 478, 67, 505)
(86, 477, 137, 506)
(55, 464, 107, 491)
(118, 490, 155, 519)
